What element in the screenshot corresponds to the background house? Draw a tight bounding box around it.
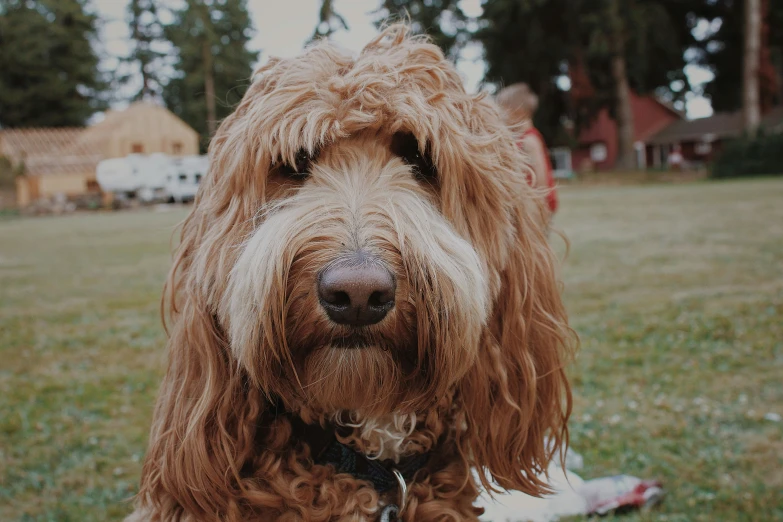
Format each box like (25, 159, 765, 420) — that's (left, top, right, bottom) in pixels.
(0, 128, 102, 207)
(648, 107, 783, 168)
(570, 92, 683, 171)
(0, 102, 199, 207)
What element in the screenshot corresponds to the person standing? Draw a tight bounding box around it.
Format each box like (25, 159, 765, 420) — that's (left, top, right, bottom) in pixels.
(496, 83, 559, 217)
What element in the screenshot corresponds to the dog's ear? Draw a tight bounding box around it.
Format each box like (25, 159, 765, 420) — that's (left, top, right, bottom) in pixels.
(135, 215, 264, 517)
(457, 133, 575, 497)
(135, 107, 267, 517)
(135, 211, 266, 517)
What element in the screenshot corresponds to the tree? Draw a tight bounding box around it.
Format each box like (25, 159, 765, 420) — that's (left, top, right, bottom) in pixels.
(375, 0, 468, 60)
(700, 0, 782, 115)
(121, 0, 166, 101)
(603, 0, 637, 170)
(477, 0, 574, 145)
(743, 0, 762, 133)
(310, 0, 349, 43)
(0, 0, 106, 128)
(163, 0, 258, 148)
(478, 0, 689, 162)
(758, 0, 781, 113)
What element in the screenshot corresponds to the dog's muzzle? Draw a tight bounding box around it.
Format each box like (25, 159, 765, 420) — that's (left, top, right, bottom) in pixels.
(317, 252, 396, 327)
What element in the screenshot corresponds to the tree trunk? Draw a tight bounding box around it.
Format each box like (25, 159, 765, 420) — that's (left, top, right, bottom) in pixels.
(609, 0, 636, 171)
(743, 0, 761, 133)
(758, 0, 777, 114)
(140, 61, 151, 100)
(202, 40, 217, 137)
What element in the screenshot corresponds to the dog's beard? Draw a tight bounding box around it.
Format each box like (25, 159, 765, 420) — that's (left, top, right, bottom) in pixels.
(221, 141, 490, 417)
(284, 266, 423, 416)
(299, 343, 406, 413)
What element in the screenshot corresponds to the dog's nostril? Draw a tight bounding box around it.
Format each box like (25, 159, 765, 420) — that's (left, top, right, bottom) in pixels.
(328, 291, 351, 307)
(368, 290, 392, 308)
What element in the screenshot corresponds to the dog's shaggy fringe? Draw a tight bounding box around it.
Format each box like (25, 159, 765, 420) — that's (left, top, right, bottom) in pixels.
(130, 24, 576, 522)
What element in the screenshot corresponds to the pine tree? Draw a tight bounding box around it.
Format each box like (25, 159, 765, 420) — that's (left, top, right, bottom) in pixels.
(310, 0, 349, 43)
(121, 0, 165, 101)
(477, 0, 576, 145)
(700, 0, 782, 115)
(479, 0, 689, 166)
(0, 0, 106, 128)
(743, 0, 762, 133)
(163, 0, 258, 149)
(376, 0, 468, 60)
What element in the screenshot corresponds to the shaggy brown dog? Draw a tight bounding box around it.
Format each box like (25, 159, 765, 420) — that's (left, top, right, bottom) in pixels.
(129, 25, 575, 522)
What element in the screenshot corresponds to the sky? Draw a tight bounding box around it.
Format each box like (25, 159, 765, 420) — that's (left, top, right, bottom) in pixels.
(94, 0, 714, 119)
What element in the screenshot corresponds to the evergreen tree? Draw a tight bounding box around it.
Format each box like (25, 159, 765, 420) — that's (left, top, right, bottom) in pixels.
(743, 0, 762, 132)
(477, 0, 575, 145)
(478, 0, 688, 166)
(579, 0, 689, 169)
(0, 0, 106, 128)
(379, 0, 697, 168)
(163, 0, 258, 149)
(121, 0, 166, 101)
(699, 0, 782, 114)
(310, 0, 349, 43)
(376, 0, 468, 60)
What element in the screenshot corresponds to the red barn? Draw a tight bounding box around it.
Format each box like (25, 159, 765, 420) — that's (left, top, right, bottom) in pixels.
(571, 92, 683, 171)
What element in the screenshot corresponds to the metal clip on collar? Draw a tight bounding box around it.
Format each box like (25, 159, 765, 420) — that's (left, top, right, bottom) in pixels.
(380, 469, 408, 522)
(380, 504, 399, 522)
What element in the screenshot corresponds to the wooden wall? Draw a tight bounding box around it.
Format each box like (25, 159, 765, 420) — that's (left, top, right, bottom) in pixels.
(102, 104, 200, 159)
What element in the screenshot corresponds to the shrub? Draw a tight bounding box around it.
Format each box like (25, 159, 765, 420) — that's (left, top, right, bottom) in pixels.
(0, 155, 14, 188)
(711, 130, 783, 179)
(0, 155, 27, 188)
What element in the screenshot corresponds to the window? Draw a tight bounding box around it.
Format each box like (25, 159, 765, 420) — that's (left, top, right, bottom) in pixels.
(590, 142, 608, 162)
(695, 142, 712, 155)
(179, 173, 187, 182)
(195, 174, 202, 184)
(131, 143, 144, 153)
(551, 147, 572, 178)
(172, 142, 183, 154)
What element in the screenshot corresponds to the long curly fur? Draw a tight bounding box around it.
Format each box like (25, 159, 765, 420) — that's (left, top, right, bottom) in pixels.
(129, 24, 576, 522)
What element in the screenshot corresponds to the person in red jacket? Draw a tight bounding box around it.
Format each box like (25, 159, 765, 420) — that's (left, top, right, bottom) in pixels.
(496, 83, 559, 217)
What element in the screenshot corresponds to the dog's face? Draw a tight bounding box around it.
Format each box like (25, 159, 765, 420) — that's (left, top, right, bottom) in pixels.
(225, 132, 490, 416)
(199, 29, 539, 420)
(145, 28, 572, 513)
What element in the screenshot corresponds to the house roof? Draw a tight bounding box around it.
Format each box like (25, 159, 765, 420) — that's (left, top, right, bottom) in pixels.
(63, 101, 198, 156)
(0, 128, 82, 159)
(0, 128, 102, 176)
(0, 102, 198, 177)
(648, 106, 783, 145)
(578, 92, 684, 145)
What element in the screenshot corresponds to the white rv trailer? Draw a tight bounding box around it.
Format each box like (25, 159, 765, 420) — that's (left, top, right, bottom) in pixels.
(162, 155, 209, 203)
(96, 153, 170, 201)
(96, 154, 207, 203)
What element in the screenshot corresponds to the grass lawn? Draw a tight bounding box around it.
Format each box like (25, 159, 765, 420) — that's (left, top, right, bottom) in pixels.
(1, 179, 782, 521)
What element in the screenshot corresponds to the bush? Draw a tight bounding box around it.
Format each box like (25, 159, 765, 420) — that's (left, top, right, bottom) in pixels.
(0, 155, 14, 188)
(711, 130, 783, 179)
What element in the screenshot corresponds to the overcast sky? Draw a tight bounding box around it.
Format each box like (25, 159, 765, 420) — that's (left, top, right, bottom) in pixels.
(94, 0, 713, 118)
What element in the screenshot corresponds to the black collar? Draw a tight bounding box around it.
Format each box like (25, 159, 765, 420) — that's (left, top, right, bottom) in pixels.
(286, 412, 431, 494)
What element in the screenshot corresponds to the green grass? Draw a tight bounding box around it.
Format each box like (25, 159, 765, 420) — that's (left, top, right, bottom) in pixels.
(1, 180, 782, 521)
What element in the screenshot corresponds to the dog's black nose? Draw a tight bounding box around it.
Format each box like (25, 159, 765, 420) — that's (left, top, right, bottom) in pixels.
(318, 257, 395, 327)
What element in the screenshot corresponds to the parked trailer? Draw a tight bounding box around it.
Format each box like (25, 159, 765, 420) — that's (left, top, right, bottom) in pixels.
(96, 154, 208, 203)
(163, 155, 209, 203)
(96, 154, 171, 201)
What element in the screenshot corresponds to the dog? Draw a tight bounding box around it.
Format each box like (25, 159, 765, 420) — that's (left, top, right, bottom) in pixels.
(128, 24, 575, 522)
